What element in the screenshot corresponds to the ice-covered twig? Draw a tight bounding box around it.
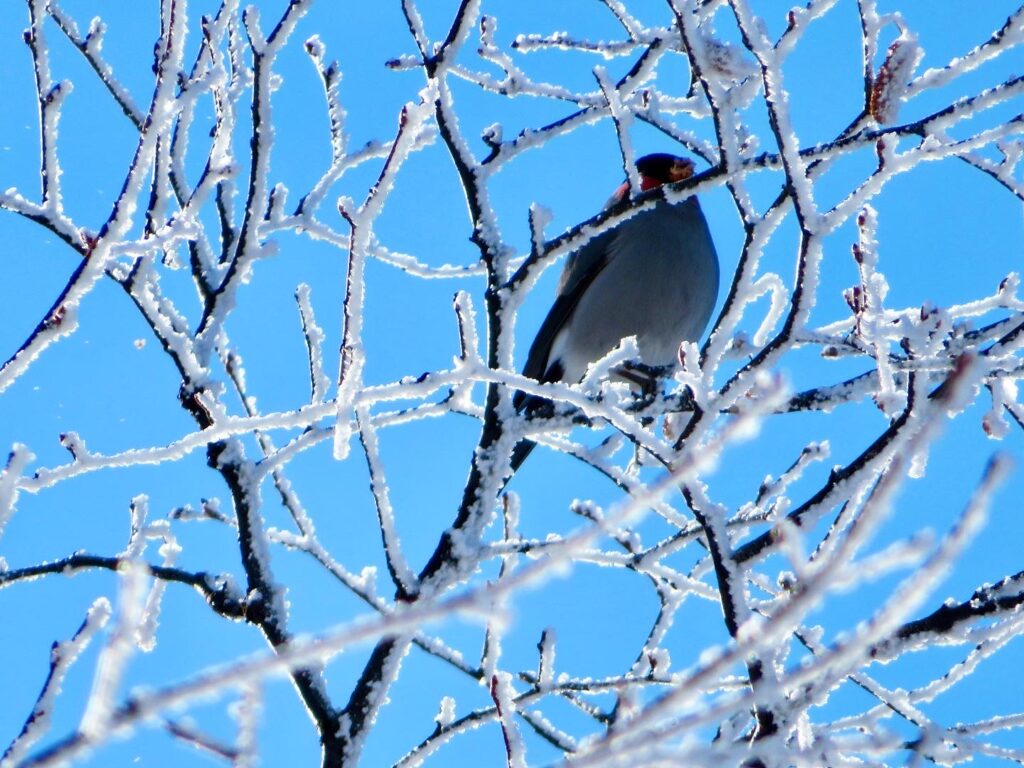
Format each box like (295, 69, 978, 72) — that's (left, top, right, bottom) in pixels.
(356, 404, 418, 599)
(776, 0, 841, 60)
(231, 681, 262, 768)
(888, 566, 1024, 650)
(79, 558, 149, 737)
(683, 479, 778, 737)
(599, 0, 647, 41)
(0, 599, 111, 767)
(295, 35, 347, 213)
(397, 673, 666, 767)
(48, 4, 145, 128)
(0, 0, 187, 396)
(333, 97, 435, 460)
(0, 187, 80, 251)
(490, 673, 528, 768)
(905, 6, 1024, 99)
(0, 552, 247, 618)
(26, 0, 71, 218)
(0, 444, 35, 543)
(164, 718, 239, 762)
(845, 205, 905, 415)
(834, 454, 1011, 685)
(733, 390, 915, 566)
(295, 284, 330, 404)
(596, 66, 642, 196)
(753, 441, 829, 511)
(194, 0, 311, 350)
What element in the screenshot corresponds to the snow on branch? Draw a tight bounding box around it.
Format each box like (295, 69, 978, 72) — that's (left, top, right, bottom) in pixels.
(0, 599, 110, 767)
(2, 1, 1024, 766)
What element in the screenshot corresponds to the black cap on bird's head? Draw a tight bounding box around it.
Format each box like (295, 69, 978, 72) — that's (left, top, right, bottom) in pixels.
(636, 153, 696, 185)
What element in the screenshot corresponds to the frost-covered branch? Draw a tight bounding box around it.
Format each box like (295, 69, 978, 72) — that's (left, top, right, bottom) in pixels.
(1, 600, 110, 767)
(3, 1, 1024, 766)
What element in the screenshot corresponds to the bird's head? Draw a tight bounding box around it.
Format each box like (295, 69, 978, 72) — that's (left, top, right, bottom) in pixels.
(635, 153, 696, 189)
(609, 153, 696, 204)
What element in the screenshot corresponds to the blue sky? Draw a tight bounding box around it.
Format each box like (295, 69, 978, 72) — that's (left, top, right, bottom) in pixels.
(2, 1, 1024, 766)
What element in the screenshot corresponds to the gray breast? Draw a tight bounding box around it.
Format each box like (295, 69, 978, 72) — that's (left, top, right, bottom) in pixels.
(549, 198, 719, 382)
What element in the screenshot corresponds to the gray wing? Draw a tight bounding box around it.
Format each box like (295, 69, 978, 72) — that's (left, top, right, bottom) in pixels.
(520, 227, 618, 387)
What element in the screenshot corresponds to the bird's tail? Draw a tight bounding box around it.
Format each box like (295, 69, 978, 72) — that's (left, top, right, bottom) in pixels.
(501, 389, 554, 485)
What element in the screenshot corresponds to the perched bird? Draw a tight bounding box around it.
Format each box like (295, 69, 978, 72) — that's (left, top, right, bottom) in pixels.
(511, 152, 719, 471)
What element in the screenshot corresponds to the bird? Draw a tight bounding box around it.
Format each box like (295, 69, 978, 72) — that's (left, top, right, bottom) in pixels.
(510, 152, 720, 472)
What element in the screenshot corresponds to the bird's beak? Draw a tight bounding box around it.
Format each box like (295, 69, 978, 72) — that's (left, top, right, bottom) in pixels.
(668, 160, 695, 182)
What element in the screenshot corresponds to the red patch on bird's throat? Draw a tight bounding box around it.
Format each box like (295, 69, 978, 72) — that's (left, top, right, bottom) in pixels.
(611, 174, 663, 203)
(640, 174, 664, 191)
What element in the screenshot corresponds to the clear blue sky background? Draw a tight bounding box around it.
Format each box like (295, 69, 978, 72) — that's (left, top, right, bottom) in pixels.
(1, 1, 1023, 765)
